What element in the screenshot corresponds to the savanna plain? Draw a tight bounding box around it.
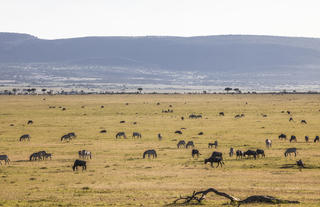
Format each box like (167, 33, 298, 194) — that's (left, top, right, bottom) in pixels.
(0, 94, 320, 207)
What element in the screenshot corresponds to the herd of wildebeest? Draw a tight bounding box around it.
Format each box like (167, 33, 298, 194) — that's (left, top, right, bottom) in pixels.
(0, 103, 319, 172)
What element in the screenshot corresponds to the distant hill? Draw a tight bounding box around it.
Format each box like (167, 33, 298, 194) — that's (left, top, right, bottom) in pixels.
(1, 32, 320, 72)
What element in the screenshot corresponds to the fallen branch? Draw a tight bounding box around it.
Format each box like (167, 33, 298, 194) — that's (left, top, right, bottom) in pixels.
(172, 188, 299, 206)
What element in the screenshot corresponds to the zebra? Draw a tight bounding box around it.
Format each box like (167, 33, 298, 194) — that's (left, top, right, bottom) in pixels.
(19, 134, 30, 141)
(132, 132, 142, 139)
(284, 148, 297, 157)
(265, 139, 272, 148)
(143, 150, 157, 159)
(78, 150, 92, 159)
(0, 155, 10, 165)
(177, 140, 186, 148)
(116, 132, 126, 139)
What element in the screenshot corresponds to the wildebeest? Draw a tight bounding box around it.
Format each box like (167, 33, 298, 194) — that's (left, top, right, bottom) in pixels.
(204, 156, 224, 168)
(61, 134, 72, 142)
(210, 151, 223, 158)
(101, 105, 104, 108)
(175, 130, 182, 134)
(100, 129, 107, 133)
(181, 116, 184, 120)
(44, 153, 52, 160)
(132, 132, 142, 139)
(290, 135, 297, 142)
(116, 132, 127, 139)
(208, 140, 218, 149)
(186, 141, 194, 148)
(120, 120, 125, 123)
(219, 112, 224, 116)
(78, 150, 92, 159)
(301, 120, 307, 124)
(236, 150, 243, 159)
(229, 148, 234, 157)
(284, 148, 297, 157)
(243, 150, 257, 159)
(265, 139, 272, 148)
(19, 134, 30, 141)
(278, 134, 287, 140)
(72, 160, 87, 171)
(27, 120, 33, 125)
(0, 155, 10, 165)
(305, 136, 309, 142)
(143, 149, 157, 159)
(177, 140, 186, 148)
(192, 149, 201, 158)
(256, 149, 265, 158)
(289, 117, 294, 122)
(68, 132, 76, 138)
(314, 136, 319, 143)
(189, 114, 202, 119)
(235, 114, 241, 118)
(158, 133, 162, 141)
(29, 151, 48, 161)
(287, 111, 291, 114)
(198, 132, 204, 135)
(261, 114, 267, 117)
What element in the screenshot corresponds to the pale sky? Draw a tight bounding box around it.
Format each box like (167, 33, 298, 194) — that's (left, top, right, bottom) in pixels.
(1, 0, 320, 39)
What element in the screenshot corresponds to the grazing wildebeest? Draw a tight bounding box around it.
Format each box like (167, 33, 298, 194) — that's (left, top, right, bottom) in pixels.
(196, 115, 202, 118)
(265, 139, 272, 148)
(236, 150, 243, 159)
(204, 156, 224, 168)
(72, 160, 87, 171)
(133, 122, 137, 125)
(132, 132, 142, 139)
(244, 150, 257, 159)
(177, 140, 186, 148)
(101, 105, 104, 108)
(192, 149, 201, 158)
(0, 155, 10, 165)
(143, 149, 157, 159)
(198, 132, 203, 135)
(284, 148, 297, 157)
(261, 114, 267, 117)
(219, 112, 224, 116)
(62, 108, 66, 111)
(290, 135, 297, 143)
(287, 111, 291, 114)
(289, 117, 294, 122)
(158, 133, 162, 141)
(100, 129, 107, 133)
(44, 153, 52, 160)
(20, 134, 30, 141)
(61, 134, 72, 142)
(68, 132, 76, 138)
(229, 148, 234, 157)
(278, 134, 287, 140)
(234, 114, 241, 118)
(301, 120, 307, 124)
(210, 151, 223, 158)
(208, 141, 218, 149)
(256, 149, 265, 158)
(78, 150, 92, 159)
(27, 120, 33, 125)
(305, 136, 309, 142)
(181, 116, 184, 120)
(175, 130, 182, 134)
(314, 136, 319, 143)
(29, 152, 41, 161)
(116, 132, 127, 139)
(120, 120, 125, 123)
(186, 141, 194, 148)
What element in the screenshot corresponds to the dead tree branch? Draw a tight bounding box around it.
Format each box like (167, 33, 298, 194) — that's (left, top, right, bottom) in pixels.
(171, 188, 299, 206)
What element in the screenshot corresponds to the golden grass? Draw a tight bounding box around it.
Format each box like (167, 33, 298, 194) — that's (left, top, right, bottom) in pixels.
(0, 94, 320, 206)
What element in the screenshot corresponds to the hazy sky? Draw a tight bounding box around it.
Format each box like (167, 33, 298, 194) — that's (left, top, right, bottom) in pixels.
(1, 0, 320, 39)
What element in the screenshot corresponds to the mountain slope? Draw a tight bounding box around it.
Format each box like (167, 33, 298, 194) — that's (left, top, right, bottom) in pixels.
(1, 33, 320, 72)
